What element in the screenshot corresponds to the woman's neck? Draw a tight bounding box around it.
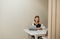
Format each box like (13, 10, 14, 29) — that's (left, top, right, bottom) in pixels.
(34, 22, 39, 25)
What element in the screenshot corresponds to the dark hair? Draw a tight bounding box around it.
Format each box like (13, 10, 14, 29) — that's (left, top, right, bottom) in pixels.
(34, 16, 40, 22)
(35, 16, 39, 18)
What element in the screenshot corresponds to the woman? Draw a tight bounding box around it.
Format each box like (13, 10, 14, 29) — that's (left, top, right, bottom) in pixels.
(32, 16, 43, 30)
(31, 16, 43, 39)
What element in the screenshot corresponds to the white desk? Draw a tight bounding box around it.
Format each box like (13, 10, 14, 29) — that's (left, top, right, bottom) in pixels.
(24, 29, 47, 39)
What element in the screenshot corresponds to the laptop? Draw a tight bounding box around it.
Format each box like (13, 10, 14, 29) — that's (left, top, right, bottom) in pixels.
(29, 25, 37, 31)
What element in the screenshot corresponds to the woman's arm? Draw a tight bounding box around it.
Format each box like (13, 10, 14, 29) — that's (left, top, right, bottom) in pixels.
(36, 28, 42, 30)
(41, 24, 46, 30)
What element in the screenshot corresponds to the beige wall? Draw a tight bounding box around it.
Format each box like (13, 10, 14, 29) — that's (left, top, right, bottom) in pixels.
(0, 0, 48, 39)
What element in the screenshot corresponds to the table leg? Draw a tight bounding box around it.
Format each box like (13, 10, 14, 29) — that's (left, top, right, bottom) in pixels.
(35, 35, 37, 39)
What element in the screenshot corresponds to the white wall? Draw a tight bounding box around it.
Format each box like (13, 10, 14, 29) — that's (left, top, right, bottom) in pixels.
(0, 0, 48, 39)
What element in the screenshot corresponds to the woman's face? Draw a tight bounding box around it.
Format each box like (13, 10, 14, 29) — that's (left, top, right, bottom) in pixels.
(35, 17, 39, 22)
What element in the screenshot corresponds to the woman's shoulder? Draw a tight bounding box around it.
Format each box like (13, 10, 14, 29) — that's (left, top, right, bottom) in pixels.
(38, 24, 44, 26)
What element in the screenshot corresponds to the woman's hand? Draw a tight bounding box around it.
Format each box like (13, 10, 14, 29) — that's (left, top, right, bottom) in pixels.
(36, 28, 42, 30)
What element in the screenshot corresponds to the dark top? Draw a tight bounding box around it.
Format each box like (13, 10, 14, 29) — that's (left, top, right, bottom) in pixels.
(34, 23, 41, 28)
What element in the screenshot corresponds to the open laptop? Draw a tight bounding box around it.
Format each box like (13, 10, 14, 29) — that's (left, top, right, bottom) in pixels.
(29, 25, 37, 31)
